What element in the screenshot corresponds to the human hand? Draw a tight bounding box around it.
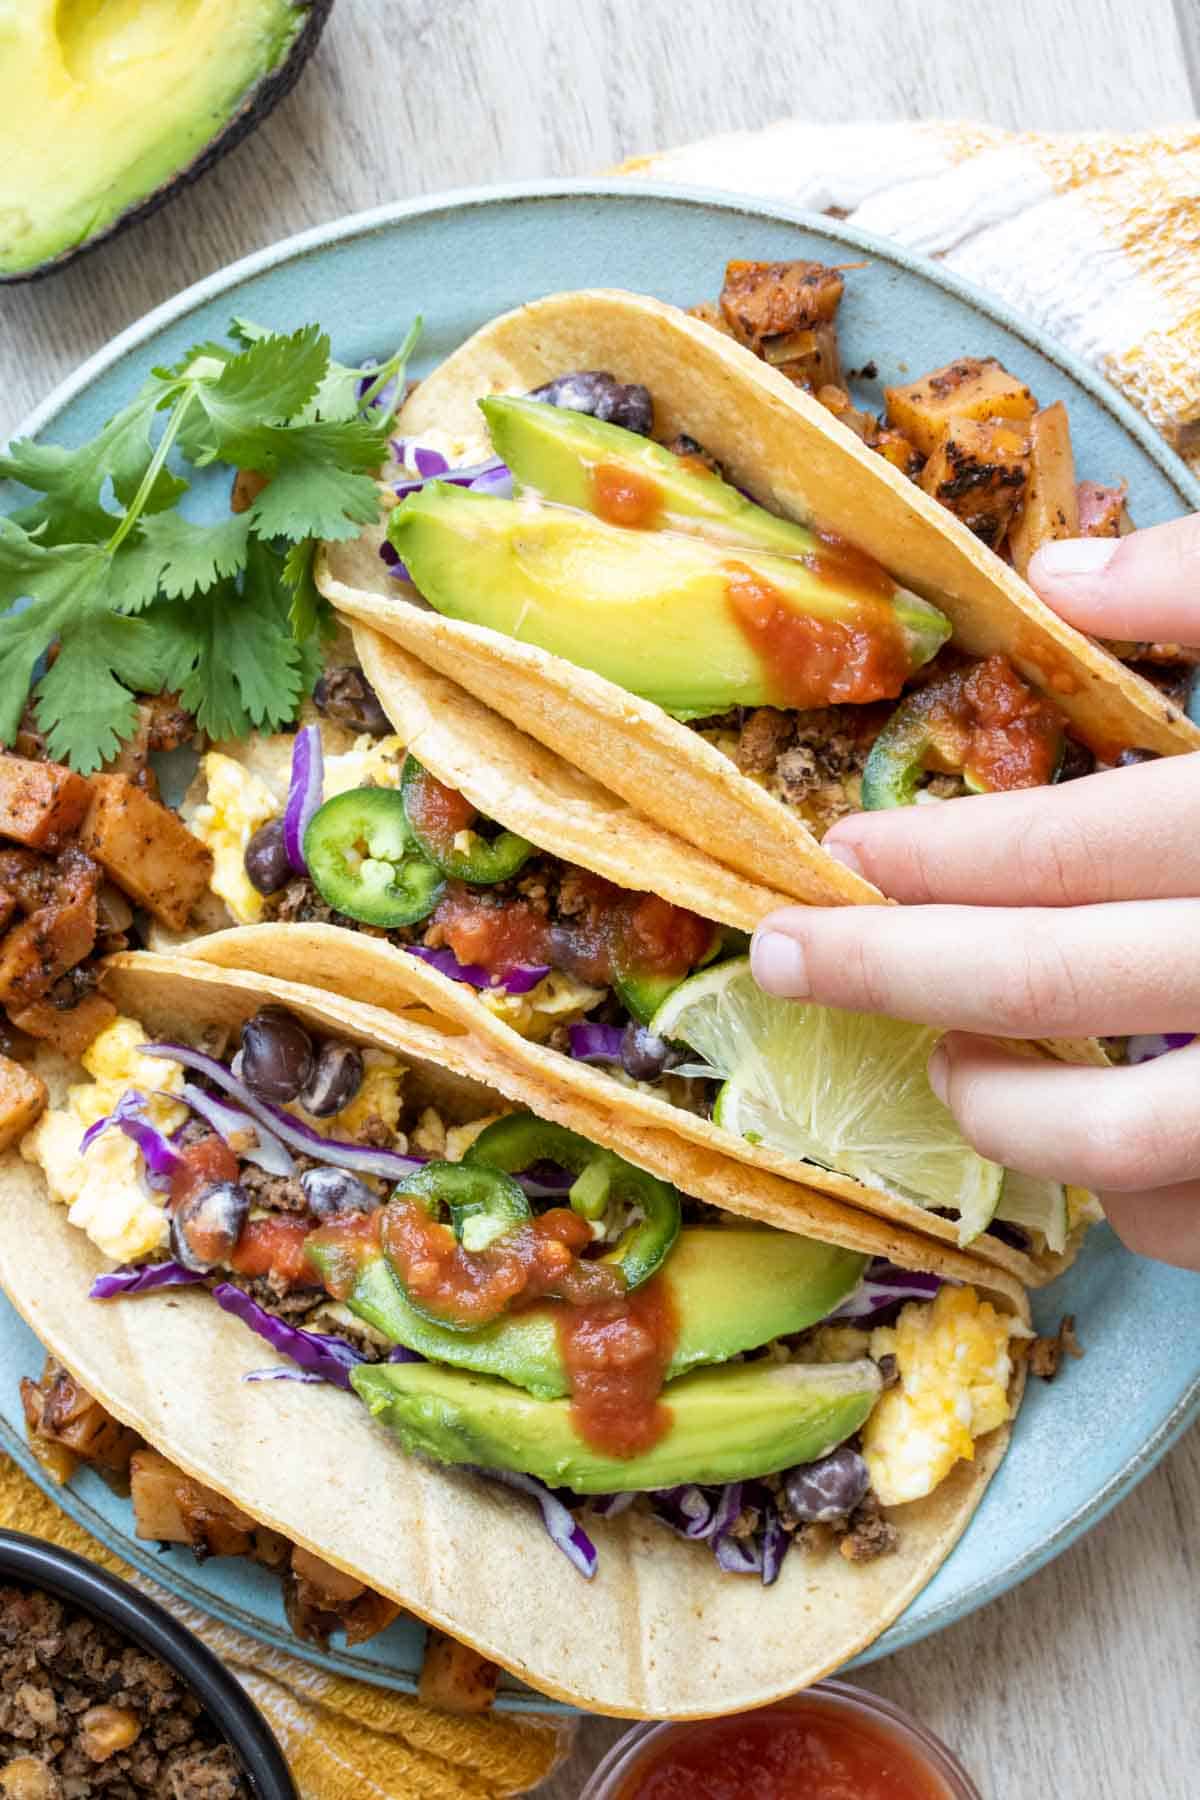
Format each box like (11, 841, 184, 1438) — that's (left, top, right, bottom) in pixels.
(751, 516, 1200, 1270)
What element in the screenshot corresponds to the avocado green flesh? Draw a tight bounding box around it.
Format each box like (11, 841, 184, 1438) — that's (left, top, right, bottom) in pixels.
(390, 486, 951, 713)
(0, 0, 315, 279)
(353, 1356, 882, 1493)
(337, 1229, 867, 1401)
(481, 394, 822, 556)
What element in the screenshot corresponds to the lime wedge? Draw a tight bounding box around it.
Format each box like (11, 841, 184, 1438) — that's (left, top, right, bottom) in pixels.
(995, 1170, 1068, 1255)
(653, 957, 1004, 1245)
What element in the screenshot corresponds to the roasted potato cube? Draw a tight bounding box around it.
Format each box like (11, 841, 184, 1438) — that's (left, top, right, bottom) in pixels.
(919, 416, 1031, 549)
(873, 427, 924, 479)
(885, 357, 1037, 459)
(129, 1448, 192, 1543)
(1008, 403, 1080, 578)
(815, 385, 874, 440)
(771, 322, 843, 391)
(23, 1358, 138, 1475)
(0, 848, 53, 915)
(0, 756, 90, 853)
(1077, 478, 1128, 538)
(80, 775, 213, 931)
(0, 859, 99, 1009)
(7, 992, 117, 1058)
(291, 1546, 367, 1606)
(419, 1628, 500, 1715)
(0, 1054, 47, 1150)
(720, 260, 844, 355)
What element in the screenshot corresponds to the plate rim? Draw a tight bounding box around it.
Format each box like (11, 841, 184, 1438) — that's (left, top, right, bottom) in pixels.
(3, 176, 1198, 1702)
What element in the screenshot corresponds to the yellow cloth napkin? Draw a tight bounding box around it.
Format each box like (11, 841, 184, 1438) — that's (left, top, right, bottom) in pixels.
(621, 122, 1200, 469)
(0, 1456, 570, 1797)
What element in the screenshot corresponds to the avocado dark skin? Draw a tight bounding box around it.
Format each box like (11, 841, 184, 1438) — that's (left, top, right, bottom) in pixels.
(1, 0, 333, 285)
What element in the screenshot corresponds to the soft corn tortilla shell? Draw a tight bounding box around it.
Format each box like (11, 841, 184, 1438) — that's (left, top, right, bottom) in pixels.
(318, 287, 1199, 905)
(184, 902, 1058, 1289)
(0, 955, 1025, 1717)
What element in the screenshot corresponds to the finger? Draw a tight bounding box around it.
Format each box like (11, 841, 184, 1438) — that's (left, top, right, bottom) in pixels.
(750, 897, 1200, 1037)
(1028, 514, 1200, 644)
(821, 752, 1200, 906)
(1098, 1182, 1200, 1272)
(928, 1035, 1200, 1194)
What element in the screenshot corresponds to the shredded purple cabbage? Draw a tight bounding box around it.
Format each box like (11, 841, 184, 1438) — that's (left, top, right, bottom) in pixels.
(647, 1479, 789, 1585)
(141, 1043, 426, 1183)
(89, 1261, 205, 1300)
(405, 943, 550, 995)
(80, 1090, 182, 1184)
(567, 1022, 625, 1065)
(243, 1367, 327, 1386)
(826, 1258, 943, 1323)
(178, 1083, 295, 1176)
(212, 1284, 373, 1390)
(471, 1467, 597, 1579)
(283, 724, 324, 876)
(1127, 1032, 1196, 1065)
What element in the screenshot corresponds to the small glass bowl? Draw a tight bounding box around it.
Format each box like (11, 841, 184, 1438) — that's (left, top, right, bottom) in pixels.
(578, 1679, 982, 1799)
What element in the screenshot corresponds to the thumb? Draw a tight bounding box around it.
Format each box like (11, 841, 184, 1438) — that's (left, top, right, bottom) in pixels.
(1028, 513, 1200, 645)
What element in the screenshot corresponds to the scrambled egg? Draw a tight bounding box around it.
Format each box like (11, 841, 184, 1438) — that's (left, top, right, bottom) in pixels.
(191, 752, 280, 924)
(861, 1285, 1017, 1508)
(408, 1107, 502, 1163)
(21, 1018, 187, 1264)
(322, 734, 405, 797)
(477, 970, 607, 1042)
(302, 1048, 406, 1146)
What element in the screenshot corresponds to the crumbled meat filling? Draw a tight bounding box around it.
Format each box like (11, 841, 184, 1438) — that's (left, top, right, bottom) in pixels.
(837, 1493, 901, 1563)
(0, 1585, 245, 1800)
(1027, 1314, 1083, 1381)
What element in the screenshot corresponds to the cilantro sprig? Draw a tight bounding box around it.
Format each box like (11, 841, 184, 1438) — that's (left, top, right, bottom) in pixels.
(0, 318, 419, 771)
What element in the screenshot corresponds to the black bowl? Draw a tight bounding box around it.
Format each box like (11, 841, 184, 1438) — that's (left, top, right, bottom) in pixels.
(0, 1530, 296, 1800)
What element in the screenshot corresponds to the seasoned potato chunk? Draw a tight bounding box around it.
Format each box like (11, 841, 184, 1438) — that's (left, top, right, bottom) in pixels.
(873, 427, 924, 479)
(1008, 403, 1080, 577)
(80, 774, 213, 931)
(420, 1628, 501, 1714)
(720, 259, 845, 354)
(886, 357, 1037, 459)
(0, 755, 90, 853)
(7, 991, 117, 1058)
(1077, 478, 1129, 538)
(919, 417, 1031, 549)
(0, 853, 99, 1008)
(0, 1053, 47, 1150)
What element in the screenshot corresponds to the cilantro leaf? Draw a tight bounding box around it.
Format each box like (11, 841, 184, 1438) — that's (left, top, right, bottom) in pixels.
(115, 511, 252, 609)
(245, 420, 387, 541)
(176, 327, 331, 465)
(281, 536, 322, 640)
(0, 396, 187, 546)
(0, 526, 109, 746)
(35, 609, 167, 771)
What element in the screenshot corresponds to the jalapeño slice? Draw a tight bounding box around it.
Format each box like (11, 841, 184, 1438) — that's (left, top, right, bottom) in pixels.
(304, 788, 445, 926)
(401, 756, 534, 885)
(465, 1114, 681, 1290)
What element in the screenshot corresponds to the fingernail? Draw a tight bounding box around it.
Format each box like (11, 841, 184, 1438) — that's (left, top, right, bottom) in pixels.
(751, 928, 810, 997)
(1032, 538, 1119, 579)
(822, 837, 865, 877)
(927, 1044, 949, 1104)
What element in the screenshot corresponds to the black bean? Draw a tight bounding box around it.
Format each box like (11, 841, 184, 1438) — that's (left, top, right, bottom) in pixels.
(1116, 747, 1160, 767)
(313, 666, 392, 736)
(1055, 738, 1096, 783)
(619, 1023, 685, 1082)
(239, 1007, 314, 1104)
(300, 1166, 378, 1220)
(784, 1446, 870, 1523)
(299, 1041, 364, 1117)
(528, 371, 654, 437)
(171, 1181, 249, 1272)
(243, 817, 292, 895)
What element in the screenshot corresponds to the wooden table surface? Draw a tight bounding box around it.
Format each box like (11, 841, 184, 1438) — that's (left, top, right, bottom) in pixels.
(2, 4, 1198, 1794)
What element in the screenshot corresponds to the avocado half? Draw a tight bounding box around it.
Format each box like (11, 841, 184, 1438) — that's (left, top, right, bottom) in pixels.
(0, 0, 334, 284)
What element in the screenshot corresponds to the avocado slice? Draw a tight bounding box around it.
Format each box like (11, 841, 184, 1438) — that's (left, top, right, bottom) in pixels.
(338, 1228, 867, 1401)
(0, 1, 330, 282)
(482, 395, 824, 556)
(354, 1354, 882, 1492)
(390, 485, 951, 714)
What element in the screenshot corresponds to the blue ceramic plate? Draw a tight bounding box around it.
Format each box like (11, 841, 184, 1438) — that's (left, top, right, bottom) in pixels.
(3, 181, 1199, 1709)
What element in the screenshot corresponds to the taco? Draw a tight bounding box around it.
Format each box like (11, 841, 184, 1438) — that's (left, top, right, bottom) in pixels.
(177, 622, 1093, 1284)
(2, 953, 1031, 1716)
(314, 271, 1200, 913)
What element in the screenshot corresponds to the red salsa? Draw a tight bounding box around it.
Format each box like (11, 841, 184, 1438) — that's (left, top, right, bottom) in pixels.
(929, 654, 1063, 791)
(230, 1215, 313, 1287)
(592, 462, 663, 529)
(381, 1199, 624, 1328)
(557, 1275, 676, 1459)
(429, 873, 715, 990)
(725, 562, 912, 708)
(169, 1137, 239, 1210)
(403, 774, 476, 858)
(614, 1700, 961, 1800)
